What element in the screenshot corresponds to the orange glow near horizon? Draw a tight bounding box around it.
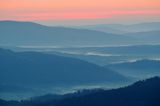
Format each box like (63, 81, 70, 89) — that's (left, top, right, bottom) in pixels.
(0, 0, 160, 21)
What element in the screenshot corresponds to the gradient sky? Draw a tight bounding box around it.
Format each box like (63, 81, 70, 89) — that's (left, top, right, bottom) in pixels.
(1, 0, 160, 25)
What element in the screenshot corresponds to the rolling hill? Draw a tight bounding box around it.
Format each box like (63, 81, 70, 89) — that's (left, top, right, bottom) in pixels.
(0, 48, 129, 99)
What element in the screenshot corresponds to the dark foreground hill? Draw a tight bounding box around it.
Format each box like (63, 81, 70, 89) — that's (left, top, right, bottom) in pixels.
(0, 77, 160, 106)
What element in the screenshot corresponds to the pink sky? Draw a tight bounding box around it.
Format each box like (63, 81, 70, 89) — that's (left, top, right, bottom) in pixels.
(0, 0, 160, 21)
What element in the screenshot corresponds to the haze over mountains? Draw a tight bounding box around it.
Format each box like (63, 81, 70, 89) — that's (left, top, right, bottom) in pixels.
(1, 0, 160, 104)
(43, 44, 160, 56)
(0, 20, 160, 104)
(24, 44, 160, 66)
(0, 48, 129, 100)
(79, 22, 160, 44)
(5, 44, 160, 80)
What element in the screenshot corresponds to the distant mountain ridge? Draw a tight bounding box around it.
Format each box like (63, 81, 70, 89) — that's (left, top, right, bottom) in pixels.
(79, 22, 160, 44)
(81, 22, 160, 34)
(1, 21, 160, 46)
(0, 21, 134, 46)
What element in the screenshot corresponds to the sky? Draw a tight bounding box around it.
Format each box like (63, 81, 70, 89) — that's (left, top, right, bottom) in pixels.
(0, 0, 160, 25)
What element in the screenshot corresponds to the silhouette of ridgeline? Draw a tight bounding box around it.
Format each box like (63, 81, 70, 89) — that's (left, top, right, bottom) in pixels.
(0, 76, 160, 106)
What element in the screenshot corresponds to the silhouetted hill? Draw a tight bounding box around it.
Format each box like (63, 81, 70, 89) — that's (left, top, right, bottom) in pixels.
(106, 59, 160, 78)
(52, 77, 160, 106)
(0, 48, 128, 98)
(26, 89, 104, 105)
(1, 77, 160, 106)
(0, 21, 133, 46)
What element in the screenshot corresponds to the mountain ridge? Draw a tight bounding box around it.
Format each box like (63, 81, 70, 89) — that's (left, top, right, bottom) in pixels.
(0, 21, 135, 46)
